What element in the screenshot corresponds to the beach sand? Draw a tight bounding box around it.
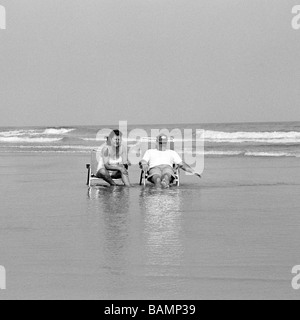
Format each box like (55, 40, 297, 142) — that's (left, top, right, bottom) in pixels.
(0, 152, 300, 300)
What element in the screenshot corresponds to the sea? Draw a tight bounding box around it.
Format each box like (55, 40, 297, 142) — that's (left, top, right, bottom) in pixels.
(1, 121, 300, 299)
(0, 121, 300, 158)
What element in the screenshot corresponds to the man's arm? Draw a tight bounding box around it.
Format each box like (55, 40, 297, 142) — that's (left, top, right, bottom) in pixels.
(178, 162, 202, 178)
(172, 151, 201, 179)
(121, 145, 131, 169)
(140, 151, 150, 172)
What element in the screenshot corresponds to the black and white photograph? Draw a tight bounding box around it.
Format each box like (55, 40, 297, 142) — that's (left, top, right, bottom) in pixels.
(1, 0, 300, 302)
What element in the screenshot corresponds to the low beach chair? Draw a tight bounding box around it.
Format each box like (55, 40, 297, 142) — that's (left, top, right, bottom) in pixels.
(86, 149, 102, 187)
(86, 149, 127, 187)
(138, 137, 180, 187)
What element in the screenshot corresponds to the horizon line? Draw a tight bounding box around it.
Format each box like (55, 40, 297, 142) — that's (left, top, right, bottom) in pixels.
(0, 120, 300, 129)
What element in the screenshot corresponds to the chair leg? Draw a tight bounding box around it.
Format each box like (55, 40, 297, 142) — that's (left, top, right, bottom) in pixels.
(144, 172, 148, 187)
(86, 165, 91, 187)
(140, 170, 148, 186)
(86, 165, 90, 186)
(139, 171, 143, 186)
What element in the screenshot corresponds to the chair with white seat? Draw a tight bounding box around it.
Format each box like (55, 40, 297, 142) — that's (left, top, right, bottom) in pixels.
(138, 137, 180, 187)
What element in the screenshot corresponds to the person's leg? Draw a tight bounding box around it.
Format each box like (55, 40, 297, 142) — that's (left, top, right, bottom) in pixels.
(106, 170, 131, 187)
(161, 173, 171, 188)
(151, 175, 162, 187)
(96, 168, 117, 186)
(121, 172, 131, 187)
(161, 166, 175, 188)
(110, 168, 131, 187)
(148, 167, 163, 187)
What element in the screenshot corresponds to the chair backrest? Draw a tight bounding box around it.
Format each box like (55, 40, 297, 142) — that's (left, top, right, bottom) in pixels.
(89, 136, 109, 174)
(90, 150, 99, 175)
(90, 145, 107, 175)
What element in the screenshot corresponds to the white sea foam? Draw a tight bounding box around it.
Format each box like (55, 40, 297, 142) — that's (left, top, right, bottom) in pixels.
(0, 150, 89, 154)
(17, 145, 94, 150)
(203, 130, 300, 144)
(244, 152, 294, 157)
(184, 150, 244, 156)
(82, 131, 300, 144)
(42, 128, 75, 135)
(0, 128, 75, 138)
(205, 151, 243, 156)
(81, 137, 143, 142)
(81, 138, 99, 141)
(0, 130, 36, 137)
(0, 137, 63, 143)
(184, 150, 300, 158)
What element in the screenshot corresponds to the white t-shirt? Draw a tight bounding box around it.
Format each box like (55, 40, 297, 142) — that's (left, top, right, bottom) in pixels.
(142, 149, 182, 169)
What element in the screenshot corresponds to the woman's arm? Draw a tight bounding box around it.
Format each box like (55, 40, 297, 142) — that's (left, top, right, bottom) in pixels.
(121, 145, 131, 167)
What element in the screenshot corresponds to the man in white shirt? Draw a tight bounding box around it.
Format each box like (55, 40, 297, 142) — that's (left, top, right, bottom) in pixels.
(140, 134, 201, 188)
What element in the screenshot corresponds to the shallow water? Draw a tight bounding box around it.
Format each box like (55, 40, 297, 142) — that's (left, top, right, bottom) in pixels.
(0, 153, 300, 299)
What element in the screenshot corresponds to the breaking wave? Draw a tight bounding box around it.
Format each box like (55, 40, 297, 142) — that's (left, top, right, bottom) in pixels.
(244, 152, 300, 158)
(203, 130, 300, 144)
(183, 150, 300, 158)
(42, 128, 75, 135)
(0, 137, 63, 143)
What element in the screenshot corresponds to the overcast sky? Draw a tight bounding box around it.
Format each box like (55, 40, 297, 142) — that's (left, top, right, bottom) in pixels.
(0, 0, 300, 127)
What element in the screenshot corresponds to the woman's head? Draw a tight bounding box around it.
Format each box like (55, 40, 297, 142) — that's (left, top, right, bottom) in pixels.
(107, 130, 123, 147)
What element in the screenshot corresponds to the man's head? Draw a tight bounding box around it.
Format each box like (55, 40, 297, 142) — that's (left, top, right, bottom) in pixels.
(156, 134, 168, 150)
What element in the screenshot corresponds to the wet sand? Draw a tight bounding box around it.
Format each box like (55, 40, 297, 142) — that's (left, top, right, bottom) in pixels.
(0, 153, 300, 300)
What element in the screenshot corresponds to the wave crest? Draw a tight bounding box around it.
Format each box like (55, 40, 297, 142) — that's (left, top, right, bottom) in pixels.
(42, 128, 75, 135)
(0, 137, 63, 143)
(203, 130, 300, 144)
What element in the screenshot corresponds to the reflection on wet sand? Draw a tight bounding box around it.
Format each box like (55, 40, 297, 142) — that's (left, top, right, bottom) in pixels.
(139, 187, 184, 278)
(86, 185, 188, 297)
(90, 187, 130, 268)
(86, 186, 132, 296)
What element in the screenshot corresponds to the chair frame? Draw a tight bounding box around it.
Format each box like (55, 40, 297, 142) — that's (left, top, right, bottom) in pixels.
(86, 149, 126, 187)
(86, 163, 98, 188)
(138, 136, 180, 187)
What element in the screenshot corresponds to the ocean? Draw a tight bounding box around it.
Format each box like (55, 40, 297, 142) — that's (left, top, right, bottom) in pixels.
(0, 121, 300, 300)
(1, 122, 300, 158)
